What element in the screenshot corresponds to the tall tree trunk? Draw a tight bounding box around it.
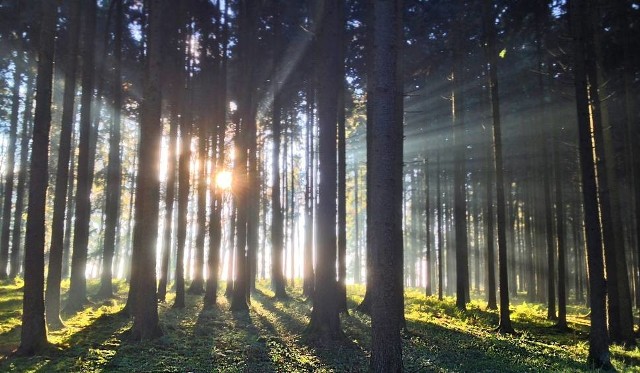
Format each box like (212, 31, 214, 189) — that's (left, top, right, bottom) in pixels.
(16, 0, 58, 355)
(483, 0, 513, 333)
(45, 0, 82, 322)
(98, 0, 124, 299)
(369, 0, 403, 370)
(570, 0, 611, 367)
(129, 0, 164, 341)
(451, 8, 469, 309)
(204, 12, 227, 306)
(65, 0, 98, 314)
(174, 9, 192, 308)
(307, 0, 342, 340)
(230, 0, 257, 312)
(589, 0, 635, 345)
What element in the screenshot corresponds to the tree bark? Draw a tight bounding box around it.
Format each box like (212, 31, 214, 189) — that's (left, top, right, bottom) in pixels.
(483, 0, 513, 333)
(16, 0, 58, 356)
(129, 0, 164, 341)
(369, 0, 403, 370)
(65, 0, 98, 314)
(98, 0, 124, 299)
(307, 0, 342, 341)
(569, 0, 611, 367)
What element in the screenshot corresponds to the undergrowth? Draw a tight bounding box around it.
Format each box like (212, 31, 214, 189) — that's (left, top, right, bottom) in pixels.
(0, 279, 638, 372)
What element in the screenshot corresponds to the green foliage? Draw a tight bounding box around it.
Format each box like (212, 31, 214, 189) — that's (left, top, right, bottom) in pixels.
(0, 280, 638, 372)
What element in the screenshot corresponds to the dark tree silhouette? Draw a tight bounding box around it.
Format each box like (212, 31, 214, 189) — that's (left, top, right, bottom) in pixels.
(16, 0, 58, 356)
(129, 0, 164, 341)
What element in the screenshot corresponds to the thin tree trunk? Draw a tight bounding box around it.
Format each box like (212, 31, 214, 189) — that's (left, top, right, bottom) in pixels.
(484, 0, 513, 333)
(65, 0, 98, 314)
(303, 78, 315, 297)
(98, 0, 124, 299)
(0, 49, 24, 279)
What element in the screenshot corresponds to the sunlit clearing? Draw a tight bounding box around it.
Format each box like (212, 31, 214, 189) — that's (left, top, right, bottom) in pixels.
(216, 170, 232, 190)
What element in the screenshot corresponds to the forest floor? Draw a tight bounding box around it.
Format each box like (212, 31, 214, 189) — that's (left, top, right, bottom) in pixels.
(0, 279, 639, 372)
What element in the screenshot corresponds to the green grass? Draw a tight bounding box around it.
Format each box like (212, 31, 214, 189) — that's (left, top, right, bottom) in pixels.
(0, 280, 638, 372)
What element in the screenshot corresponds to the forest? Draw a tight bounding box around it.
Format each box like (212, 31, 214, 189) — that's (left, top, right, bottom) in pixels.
(0, 0, 639, 371)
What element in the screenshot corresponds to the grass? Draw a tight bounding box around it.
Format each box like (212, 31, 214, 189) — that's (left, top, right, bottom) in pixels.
(0, 279, 638, 372)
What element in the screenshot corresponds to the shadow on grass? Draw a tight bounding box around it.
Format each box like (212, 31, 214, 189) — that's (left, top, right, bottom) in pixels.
(253, 290, 370, 372)
(0, 311, 129, 372)
(404, 318, 587, 372)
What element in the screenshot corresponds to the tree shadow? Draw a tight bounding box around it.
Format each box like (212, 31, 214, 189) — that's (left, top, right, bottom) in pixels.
(403, 319, 587, 372)
(253, 291, 369, 372)
(0, 312, 129, 372)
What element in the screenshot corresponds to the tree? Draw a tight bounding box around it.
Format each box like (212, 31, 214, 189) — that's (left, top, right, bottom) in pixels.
(369, 0, 403, 370)
(45, 0, 82, 320)
(98, 0, 124, 299)
(174, 0, 192, 309)
(230, 0, 258, 312)
(16, 0, 58, 356)
(129, 0, 165, 341)
(307, 0, 343, 340)
(451, 0, 469, 310)
(65, 0, 98, 314)
(570, 0, 611, 367)
(270, 2, 287, 299)
(483, 0, 514, 334)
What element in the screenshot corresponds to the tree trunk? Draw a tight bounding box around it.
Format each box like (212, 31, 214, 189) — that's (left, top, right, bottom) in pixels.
(129, 0, 164, 341)
(98, 0, 124, 299)
(230, 0, 258, 312)
(307, 0, 342, 341)
(570, 0, 611, 367)
(44, 0, 81, 321)
(369, 0, 403, 370)
(483, 0, 513, 333)
(451, 9, 469, 309)
(16, 0, 58, 355)
(65, 0, 98, 314)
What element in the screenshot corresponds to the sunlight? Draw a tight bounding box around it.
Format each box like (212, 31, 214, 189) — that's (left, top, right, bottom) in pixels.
(215, 170, 232, 190)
